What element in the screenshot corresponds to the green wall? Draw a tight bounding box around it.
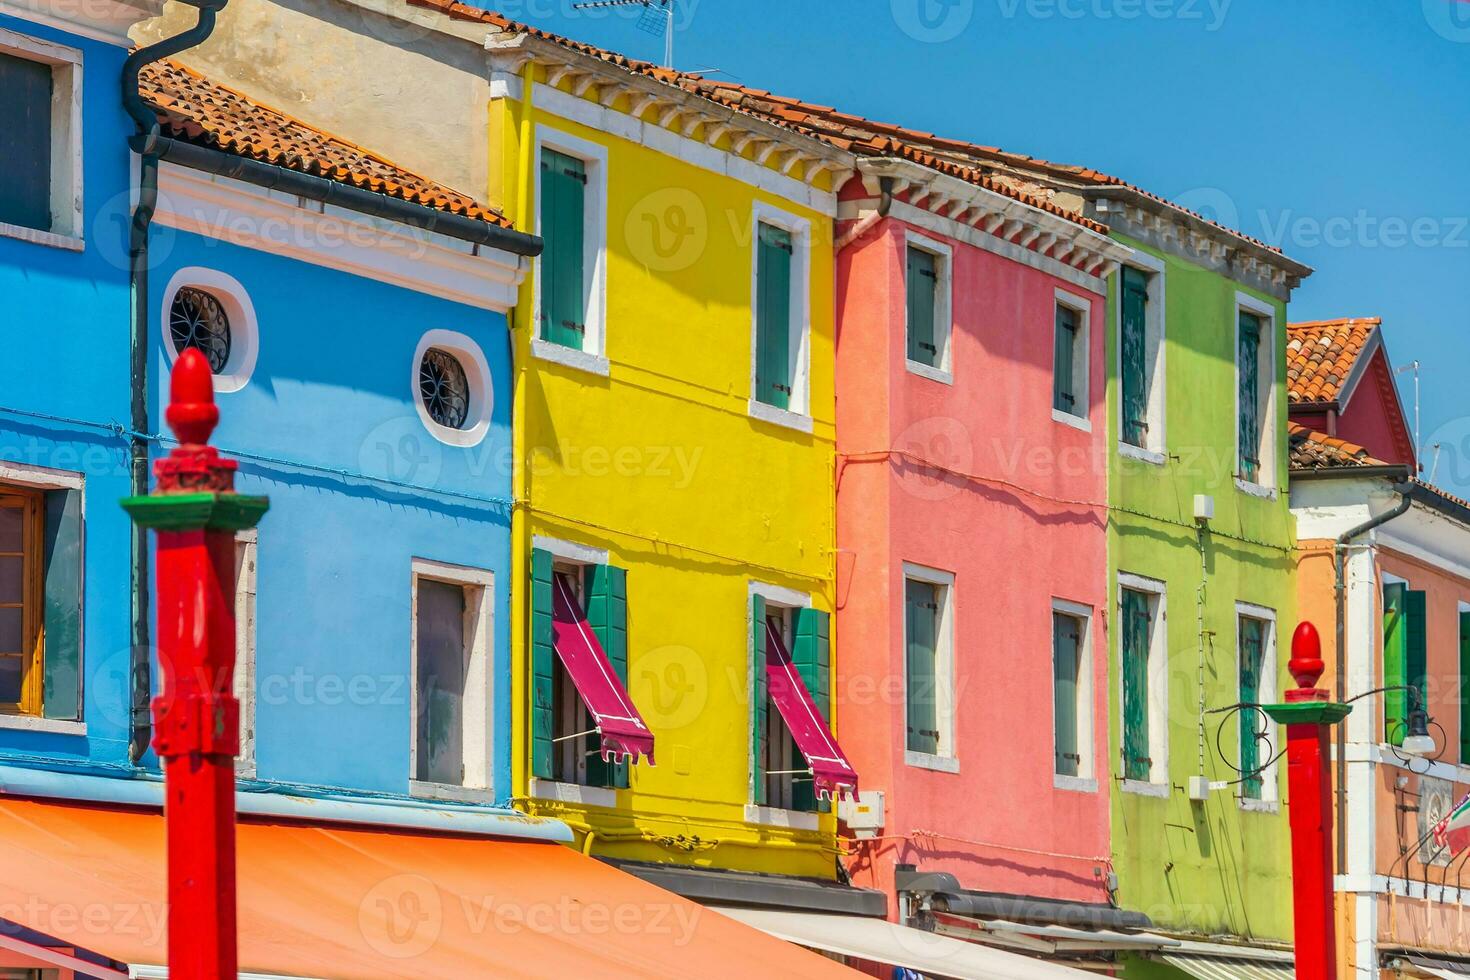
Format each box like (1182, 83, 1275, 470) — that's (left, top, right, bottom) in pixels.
(1105, 234, 1297, 942)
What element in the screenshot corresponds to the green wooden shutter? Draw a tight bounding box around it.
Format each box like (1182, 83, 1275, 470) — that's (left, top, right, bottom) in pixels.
(1052, 613, 1080, 777)
(1238, 312, 1262, 483)
(540, 149, 587, 350)
(0, 53, 53, 232)
(905, 579, 939, 755)
(530, 549, 556, 778)
(1407, 589, 1428, 738)
(1053, 304, 1079, 415)
(1238, 617, 1265, 799)
(755, 224, 793, 410)
(906, 246, 939, 368)
(1461, 611, 1470, 764)
(1120, 267, 1150, 448)
(41, 490, 82, 721)
(1121, 589, 1151, 782)
(584, 563, 629, 789)
(751, 594, 768, 805)
(1383, 582, 1408, 745)
(791, 608, 832, 813)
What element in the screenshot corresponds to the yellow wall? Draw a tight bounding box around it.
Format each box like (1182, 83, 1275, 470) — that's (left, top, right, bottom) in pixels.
(491, 67, 841, 878)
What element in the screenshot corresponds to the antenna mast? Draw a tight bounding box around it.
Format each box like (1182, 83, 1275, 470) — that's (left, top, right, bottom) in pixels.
(571, 0, 676, 69)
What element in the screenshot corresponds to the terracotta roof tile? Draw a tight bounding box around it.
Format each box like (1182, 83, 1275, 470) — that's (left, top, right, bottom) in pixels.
(1285, 318, 1381, 405)
(139, 59, 510, 228)
(1288, 421, 1385, 471)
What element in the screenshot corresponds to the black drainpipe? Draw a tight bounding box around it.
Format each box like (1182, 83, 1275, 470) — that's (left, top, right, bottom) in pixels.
(120, 0, 228, 763)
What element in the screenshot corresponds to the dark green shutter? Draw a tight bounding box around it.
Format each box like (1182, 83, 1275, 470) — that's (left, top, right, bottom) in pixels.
(530, 549, 556, 778)
(1383, 583, 1407, 745)
(1054, 304, 1079, 415)
(1239, 617, 1265, 799)
(1120, 267, 1149, 447)
(1121, 589, 1151, 781)
(584, 563, 629, 789)
(1461, 611, 1470, 764)
(906, 246, 939, 368)
(41, 490, 82, 721)
(755, 224, 793, 410)
(751, 594, 768, 805)
(1052, 613, 1080, 777)
(791, 608, 831, 813)
(0, 53, 53, 233)
(540, 149, 587, 350)
(1407, 589, 1428, 741)
(1238, 312, 1262, 482)
(905, 579, 939, 755)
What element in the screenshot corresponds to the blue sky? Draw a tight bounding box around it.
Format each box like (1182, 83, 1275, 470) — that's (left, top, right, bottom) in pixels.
(494, 0, 1470, 489)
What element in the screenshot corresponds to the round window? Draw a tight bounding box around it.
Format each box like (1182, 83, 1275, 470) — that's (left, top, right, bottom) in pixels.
(418, 347, 471, 430)
(169, 287, 233, 374)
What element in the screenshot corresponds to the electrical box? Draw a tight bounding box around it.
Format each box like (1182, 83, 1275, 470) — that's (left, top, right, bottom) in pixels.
(1188, 776, 1211, 801)
(839, 790, 886, 838)
(1193, 494, 1215, 523)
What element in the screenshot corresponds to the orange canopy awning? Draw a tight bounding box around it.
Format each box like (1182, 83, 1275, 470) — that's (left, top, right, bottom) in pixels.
(0, 795, 859, 979)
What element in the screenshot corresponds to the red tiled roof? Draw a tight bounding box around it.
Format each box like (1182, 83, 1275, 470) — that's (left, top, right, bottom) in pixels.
(1286, 318, 1381, 405)
(1288, 422, 1385, 471)
(139, 59, 510, 228)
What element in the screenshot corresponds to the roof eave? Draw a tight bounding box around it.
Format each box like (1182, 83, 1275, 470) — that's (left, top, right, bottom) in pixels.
(1289, 463, 1413, 482)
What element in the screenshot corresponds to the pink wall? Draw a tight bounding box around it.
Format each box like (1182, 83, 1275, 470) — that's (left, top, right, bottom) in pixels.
(834, 209, 1112, 909)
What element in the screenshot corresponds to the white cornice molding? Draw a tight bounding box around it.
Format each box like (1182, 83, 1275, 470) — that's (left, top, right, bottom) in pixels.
(154, 162, 526, 311)
(0, 0, 163, 45)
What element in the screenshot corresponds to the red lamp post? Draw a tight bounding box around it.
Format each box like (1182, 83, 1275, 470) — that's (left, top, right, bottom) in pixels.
(121, 349, 268, 979)
(1261, 621, 1352, 980)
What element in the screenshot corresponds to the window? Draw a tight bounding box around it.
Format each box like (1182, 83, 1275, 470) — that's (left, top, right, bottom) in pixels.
(411, 560, 494, 798)
(749, 204, 812, 429)
(1118, 256, 1165, 458)
(1119, 576, 1167, 790)
(1236, 605, 1278, 806)
(0, 474, 82, 724)
(1053, 290, 1091, 426)
(534, 129, 607, 374)
(904, 565, 955, 769)
(160, 269, 259, 393)
(1460, 604, 1470, 765)
(419, 348, 470, 430)
(170, 287, 233, 374)
(234, 531, 257, 778)
(0, 31, 82, 245)
(1383, 580, 1426, 747)
(1236, 293, 1277, 492)
(1052, 600, 1094, 786)
(411, 330, 494, 448)
(904, 234, 952, 381)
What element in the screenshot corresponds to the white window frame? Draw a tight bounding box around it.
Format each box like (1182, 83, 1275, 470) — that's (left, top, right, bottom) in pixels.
(1234, 291, 1279, 499)
(903, 230, 954, 385)
(409, 558, 495, 803)
(1236, 601, 1279, 811)
(1051, 597, 1096, 792)
(531, 125, 610, 377)
(1115, 250, 1167, 464)
(411, 329, 494, 448)
(1118, 572, 1169, 795)
(902, 562, 958, 773)
(160, 267, 260, 393)
(1052, 288, 1093, 432)
(746, 579, 816, 819)
(748, 201, 814, 434)
(0, 28, 83, 251)
(233, 529, 257, 778)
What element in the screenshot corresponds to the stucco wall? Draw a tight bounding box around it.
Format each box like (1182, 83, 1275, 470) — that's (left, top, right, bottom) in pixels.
(835, 215, 1113, 905)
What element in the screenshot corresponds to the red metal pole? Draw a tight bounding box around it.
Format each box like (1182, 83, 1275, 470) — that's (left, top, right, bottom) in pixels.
(1264, 622, 1351, 980)
(122, 349, 268, 979)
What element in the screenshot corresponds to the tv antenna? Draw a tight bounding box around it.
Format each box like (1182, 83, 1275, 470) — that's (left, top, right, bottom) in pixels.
(571, 0, 676, 69)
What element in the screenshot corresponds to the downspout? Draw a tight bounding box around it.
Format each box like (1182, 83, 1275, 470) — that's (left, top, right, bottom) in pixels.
(120, 0, 228, 763)
(834, 176, 893, 251)
(1333, 478, 1413, 869)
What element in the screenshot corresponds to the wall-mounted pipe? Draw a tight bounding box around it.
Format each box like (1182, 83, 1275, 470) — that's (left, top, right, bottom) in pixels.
(835, 176, 893, 251)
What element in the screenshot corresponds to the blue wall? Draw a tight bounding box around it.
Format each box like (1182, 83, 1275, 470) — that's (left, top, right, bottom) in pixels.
(149, 232, 515, 800)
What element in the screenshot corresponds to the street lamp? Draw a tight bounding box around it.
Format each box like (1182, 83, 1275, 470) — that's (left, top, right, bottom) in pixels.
(1402, 706, 1437, 758)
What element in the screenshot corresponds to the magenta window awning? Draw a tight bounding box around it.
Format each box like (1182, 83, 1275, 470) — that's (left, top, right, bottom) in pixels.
(552, 575, 655, 765)
(764, 622, 858, 802)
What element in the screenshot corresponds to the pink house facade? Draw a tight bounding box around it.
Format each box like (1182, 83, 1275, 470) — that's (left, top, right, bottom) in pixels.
(831, 157, 1134, 932)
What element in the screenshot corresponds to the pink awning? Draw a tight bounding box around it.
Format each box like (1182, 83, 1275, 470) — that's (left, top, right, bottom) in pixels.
(552, 574, 655, 765)
(764, 622, 858, 802)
